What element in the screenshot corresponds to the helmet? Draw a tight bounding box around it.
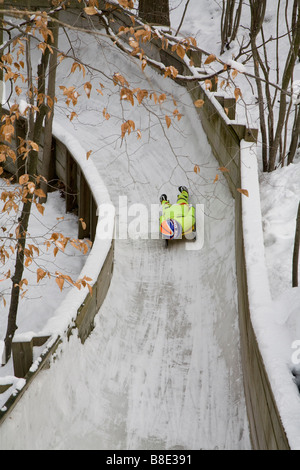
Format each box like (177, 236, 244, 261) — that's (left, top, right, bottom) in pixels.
(160, 219, 182, 240)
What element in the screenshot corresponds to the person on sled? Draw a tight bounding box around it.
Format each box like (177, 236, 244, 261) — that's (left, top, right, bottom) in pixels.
(159, 186, 196, 240)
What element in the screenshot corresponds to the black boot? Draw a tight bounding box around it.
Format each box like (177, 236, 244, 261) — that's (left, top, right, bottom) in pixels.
(178, 186, 188, 194)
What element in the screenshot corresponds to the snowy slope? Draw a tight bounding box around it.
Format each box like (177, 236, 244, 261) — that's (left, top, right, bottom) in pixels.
(0, 23, 250, 449)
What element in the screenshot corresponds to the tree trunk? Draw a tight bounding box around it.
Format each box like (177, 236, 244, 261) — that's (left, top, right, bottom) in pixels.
(220, 0, 243, 54)
(288, 105, 300, 165)
(3, 37, 50, 363)
(268, 2, 300, 171)
(249, 0, 268, 171)
(293, 202, 300, 287)
(4, 188, 34, 362)
(139, 0, 170, 27)
(40, 18, 59, 203)
(292, 0, 300, 60)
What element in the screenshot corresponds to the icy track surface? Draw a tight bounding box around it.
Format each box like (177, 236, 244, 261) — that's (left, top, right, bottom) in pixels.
(0, 29, 251, 450)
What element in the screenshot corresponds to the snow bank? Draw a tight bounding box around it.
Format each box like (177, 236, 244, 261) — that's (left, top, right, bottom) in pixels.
(240, 140, 300, 450)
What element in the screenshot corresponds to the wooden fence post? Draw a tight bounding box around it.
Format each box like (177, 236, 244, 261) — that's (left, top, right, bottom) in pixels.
(90, 195, 98, 242)
(12, 340, 33, 378)
(187, 48, 202, 67)
(65, 151, 78, 213)
(12, 336, 50, 378)
(78, 171, 91, 239)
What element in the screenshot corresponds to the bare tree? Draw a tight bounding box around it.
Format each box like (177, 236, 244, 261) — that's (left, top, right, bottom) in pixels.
(220, 0, 243, 54)
(39, 15, 59, 203)
(249, 0, 268, 171)
(249, 0, 300, 171)
(3, 28, 52, 361)
(268, 0, 300, 171)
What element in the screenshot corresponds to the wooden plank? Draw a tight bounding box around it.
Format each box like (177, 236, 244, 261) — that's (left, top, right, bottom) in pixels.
(65, 151, 78, 213)
(75, 292, 97, 343)
(90, 194, 98, 242)
(11, 336, 51, 379)
(0, 383, 13, 393)
(230, 123, 258, 143)
(244, 127, 259, 143)
(96, 240, 114, 311)
(223, 97, 236, 120)
(32, 335, 50, 347)
(78, 171, 91, 239)
(186, 48, 202, 67)
(12, 340, 33, 378)
(54, 139, 67, 182)
(159, 48, 185, 75)
(230, 123, 246, 140)
(74, 241, 114, 342)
